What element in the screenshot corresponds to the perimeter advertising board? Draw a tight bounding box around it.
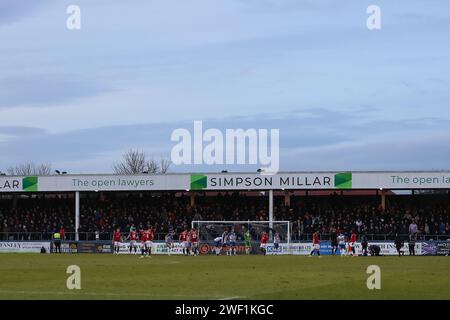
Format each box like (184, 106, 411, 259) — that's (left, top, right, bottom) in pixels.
(1, 171, 449, 193)
(436, 242, 450, 255)
(421, 241, 450, 256)
(0, 241, 444, 255)
(195, 241, 424, 256)
(0, 241, 50, 253)
(193, 172, 450, 190)
(0, 175, 189, 192)
(116, 242, 185, 255)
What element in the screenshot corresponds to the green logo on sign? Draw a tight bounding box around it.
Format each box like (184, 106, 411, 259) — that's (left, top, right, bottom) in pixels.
(190, 174, 207, 190)
(334, 172, 352, 189)
(23, 176, 38, 192)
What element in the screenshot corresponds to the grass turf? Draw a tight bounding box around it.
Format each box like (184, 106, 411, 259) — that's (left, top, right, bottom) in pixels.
(0, 254, 449, 300)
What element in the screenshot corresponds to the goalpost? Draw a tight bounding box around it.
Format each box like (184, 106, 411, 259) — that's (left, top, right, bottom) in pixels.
(191, 220, 291, 254)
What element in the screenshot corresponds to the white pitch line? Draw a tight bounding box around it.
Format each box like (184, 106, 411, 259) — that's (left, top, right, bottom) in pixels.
(0, 290, 245, 300)
(0, 290, 202, 298)
(219, 296, 245, 300)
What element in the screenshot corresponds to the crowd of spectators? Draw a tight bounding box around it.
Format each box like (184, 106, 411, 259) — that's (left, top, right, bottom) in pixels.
(0, 192, 448, 241)
(291, 195, 449, 240)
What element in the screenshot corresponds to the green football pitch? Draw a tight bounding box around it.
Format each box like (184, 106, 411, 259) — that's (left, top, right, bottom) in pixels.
(0, 254, 449, 300)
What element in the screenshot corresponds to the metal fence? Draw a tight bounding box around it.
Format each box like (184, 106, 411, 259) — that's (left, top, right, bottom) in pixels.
(0, 232, 449, 242)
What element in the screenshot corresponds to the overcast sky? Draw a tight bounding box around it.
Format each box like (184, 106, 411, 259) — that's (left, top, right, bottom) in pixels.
(0, 0, 449, 173)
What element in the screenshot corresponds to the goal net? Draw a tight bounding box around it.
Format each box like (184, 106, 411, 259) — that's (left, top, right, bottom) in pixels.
(191, 220, 291, 255)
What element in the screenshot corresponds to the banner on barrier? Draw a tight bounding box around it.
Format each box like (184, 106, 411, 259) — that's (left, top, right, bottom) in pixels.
(1, 240, 445, 255)
(1, 171, 450, 193)
(61, 242, 79, 253)
(229, 242, 422, 256)
(78, 242, 113, 253)
(0, 241, 50, 253)
(436, 241, 450, 255)
(112, 241, 425, 256)
(117, 242, 185, 255)
(353, 242, 422, 256)
(421, 241, 450, 256)
(60, 242, 113, 254)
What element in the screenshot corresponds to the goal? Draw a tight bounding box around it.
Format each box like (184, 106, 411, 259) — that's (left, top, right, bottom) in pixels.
(191, 220, 291, 254)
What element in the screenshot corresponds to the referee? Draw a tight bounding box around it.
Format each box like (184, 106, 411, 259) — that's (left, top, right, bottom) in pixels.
(53, 231, 62, 253)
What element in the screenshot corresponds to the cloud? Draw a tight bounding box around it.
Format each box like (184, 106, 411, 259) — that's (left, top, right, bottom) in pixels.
(282, 131, 450, 171)
(0, 126, 46, 143)
(0, 0, 54, 25)
(0, 0, 449, 173)
(0, 122, 171, 171)
(1, 110, 449, 173)
(0, 126, 46, 136)
(238, 0, 351, 14)
(0, 75, 111, 109)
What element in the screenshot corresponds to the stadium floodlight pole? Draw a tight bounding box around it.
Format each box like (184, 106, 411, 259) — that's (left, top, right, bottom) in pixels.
(269, 189, 274, 239)
(75, 191, 80, 241)
(381, 189, 386, 211)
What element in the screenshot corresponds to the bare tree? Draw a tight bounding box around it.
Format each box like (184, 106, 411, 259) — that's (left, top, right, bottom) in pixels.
(146, 159, 160, 174)
(159, 159, 172, 173)
(36, 163, 52, 175)
(113, 149, 171, 174)
(6, 162, 52, 175)
(113, 149, 147, 174)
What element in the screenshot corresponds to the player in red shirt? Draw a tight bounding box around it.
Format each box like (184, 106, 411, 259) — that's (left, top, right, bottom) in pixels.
(349, 230, 357, 256)
(309, 231, 321, 257)
(179, 228, 190, 256)
(140, 228, 149, 258)
(260, 231, 269, 255)
(113, 228, 122, 254)
(189, 228, 199, 256)
(127, 227, 139, 254)
(146, 227, 155, 255)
